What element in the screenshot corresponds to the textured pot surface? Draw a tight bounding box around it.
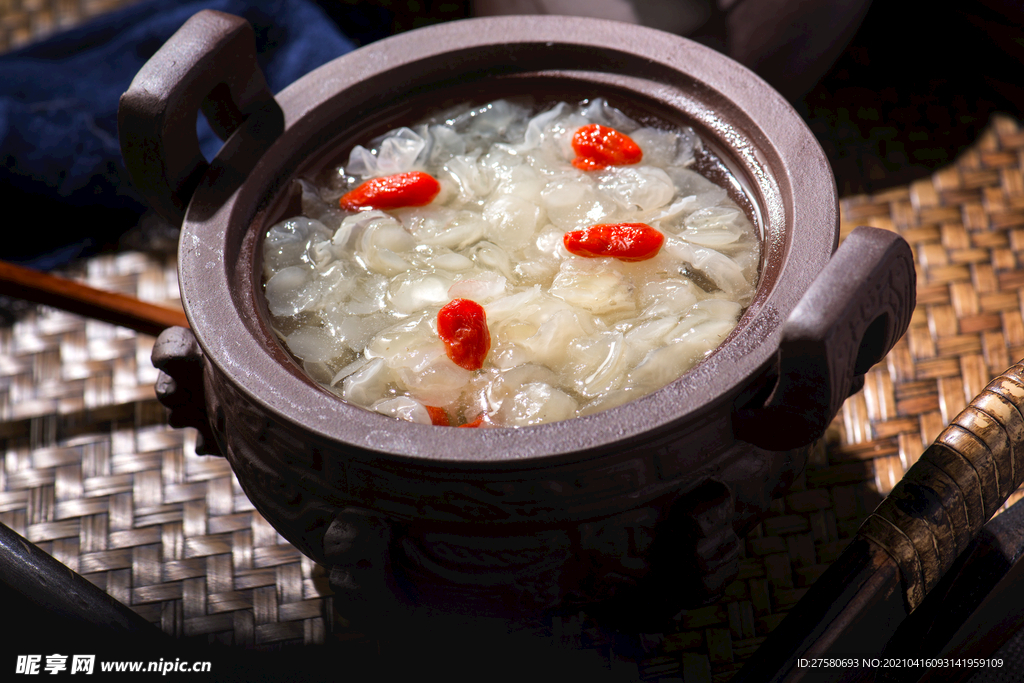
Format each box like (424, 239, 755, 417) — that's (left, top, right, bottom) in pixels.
(175, 15, 838, 466)
(125, 12, 915, 625)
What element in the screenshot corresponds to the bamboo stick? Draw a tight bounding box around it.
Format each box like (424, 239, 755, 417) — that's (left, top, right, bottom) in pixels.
(0, 259, 188, 337)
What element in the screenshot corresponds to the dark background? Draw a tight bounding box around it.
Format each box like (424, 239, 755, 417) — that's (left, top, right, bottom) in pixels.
(4, 0, 1024, 263)
(324, 0, 1024, 197)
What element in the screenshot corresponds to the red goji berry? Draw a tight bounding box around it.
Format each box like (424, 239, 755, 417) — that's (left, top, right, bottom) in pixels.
(339, 171, 440, 211)
(459, 415, 486, 428)
(563, 223, 664, 262)
(571, 124, 643, 171)
(437, 298, 491, 371)
(425, 406, 450, 426)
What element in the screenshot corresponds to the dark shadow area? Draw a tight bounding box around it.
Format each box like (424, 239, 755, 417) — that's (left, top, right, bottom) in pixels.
(794, 1, 1024, 197)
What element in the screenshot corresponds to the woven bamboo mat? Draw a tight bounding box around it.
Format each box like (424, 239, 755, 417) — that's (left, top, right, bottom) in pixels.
(0, 252, 356, 651)
(3, 113, 1024, 679)
(3, 110, 1024, 683)
(5, 3, 1024, 679)
(651, 114, 1024, 683)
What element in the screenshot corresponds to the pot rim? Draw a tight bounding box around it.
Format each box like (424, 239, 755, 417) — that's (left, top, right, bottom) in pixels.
(177, 15, 838, 466)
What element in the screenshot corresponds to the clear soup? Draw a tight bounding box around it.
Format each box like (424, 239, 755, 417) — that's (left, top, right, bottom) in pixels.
(261, 98, 760, 427)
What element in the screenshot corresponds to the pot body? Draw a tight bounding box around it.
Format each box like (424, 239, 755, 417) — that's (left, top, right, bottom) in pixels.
(155, 324, 810, 625)
(125, 11, 916, 626)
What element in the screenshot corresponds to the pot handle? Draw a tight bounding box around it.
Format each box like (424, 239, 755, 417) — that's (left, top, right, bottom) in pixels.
(118, 10, 284, 226)
(734, 226, 916, 449)
(152, 326, 222, 457)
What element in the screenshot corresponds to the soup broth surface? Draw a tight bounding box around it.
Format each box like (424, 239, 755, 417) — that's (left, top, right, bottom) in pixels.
(262, 98, 761, 427)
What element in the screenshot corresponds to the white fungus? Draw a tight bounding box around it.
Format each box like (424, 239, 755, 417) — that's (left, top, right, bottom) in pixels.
(262, 98, 760, 427)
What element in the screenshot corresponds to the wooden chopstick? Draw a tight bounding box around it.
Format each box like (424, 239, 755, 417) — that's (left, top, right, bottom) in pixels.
(0, 259, 189, 337)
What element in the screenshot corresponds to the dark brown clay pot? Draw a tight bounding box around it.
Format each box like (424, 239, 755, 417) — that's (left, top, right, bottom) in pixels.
(119, 11, 915, 628)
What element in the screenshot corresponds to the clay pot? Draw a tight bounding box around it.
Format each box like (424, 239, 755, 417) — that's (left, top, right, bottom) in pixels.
(119, 10, 915, 628)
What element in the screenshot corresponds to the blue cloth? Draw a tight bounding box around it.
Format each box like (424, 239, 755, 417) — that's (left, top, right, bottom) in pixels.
(0, 0, 358, 267)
